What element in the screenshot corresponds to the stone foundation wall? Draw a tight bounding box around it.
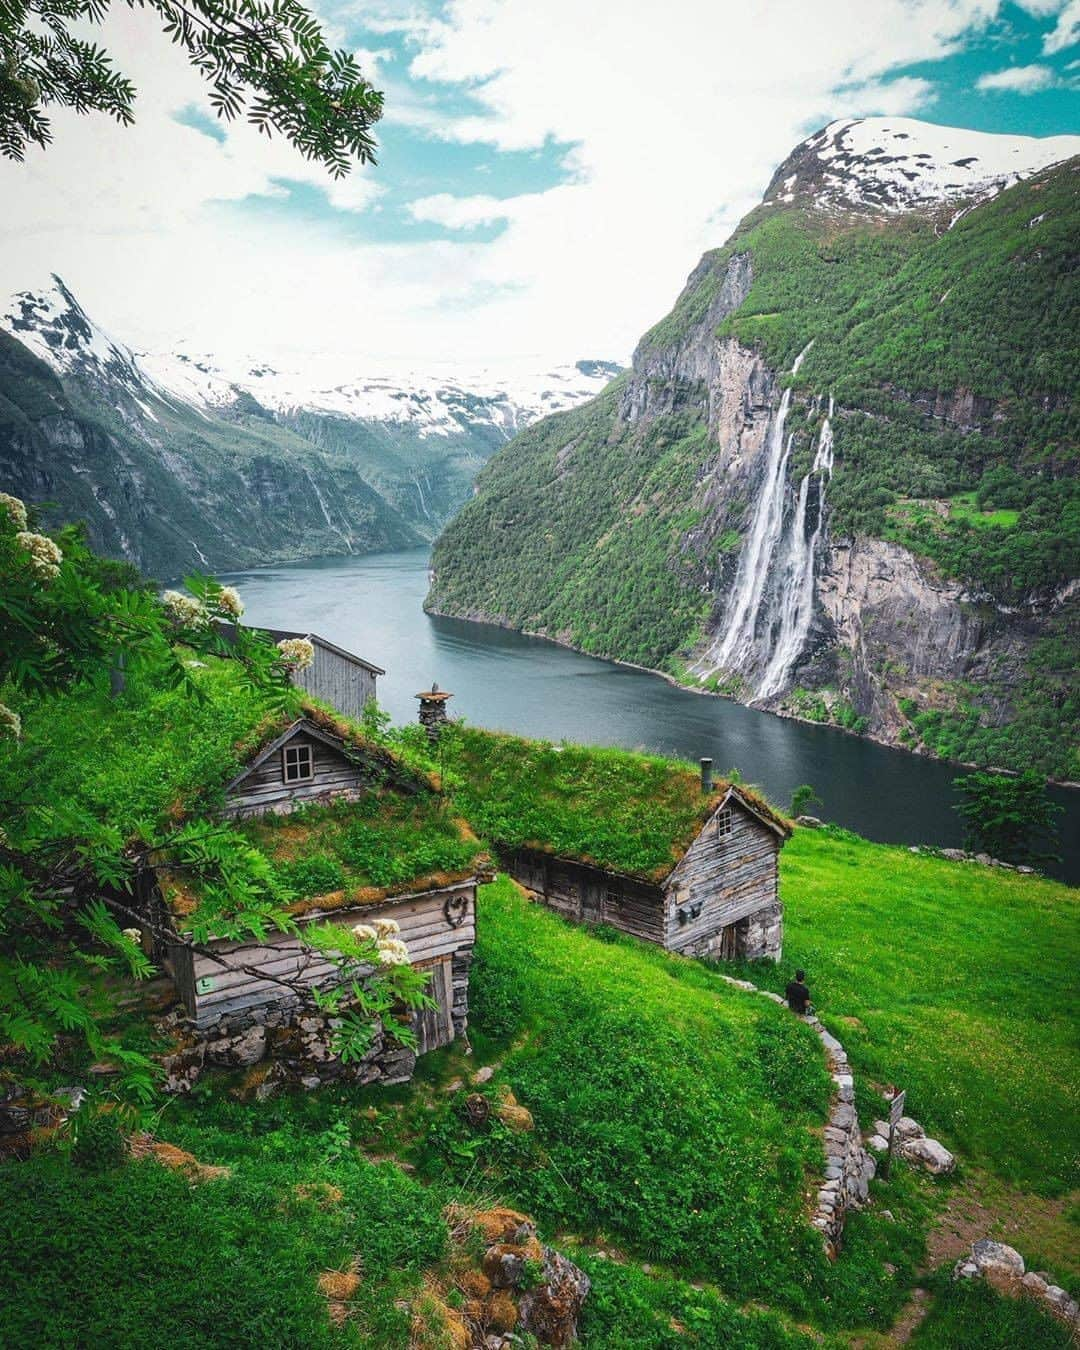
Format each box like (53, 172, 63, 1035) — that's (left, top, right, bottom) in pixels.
(160, 1003, 420, 1096)
(737, 901, 783, 961)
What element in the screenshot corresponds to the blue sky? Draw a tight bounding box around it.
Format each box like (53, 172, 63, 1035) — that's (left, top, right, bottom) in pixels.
(2, 0, 1078, 368)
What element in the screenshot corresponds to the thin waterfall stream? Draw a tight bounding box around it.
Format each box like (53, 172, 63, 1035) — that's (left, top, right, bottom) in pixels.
(692, 342, 815, 688)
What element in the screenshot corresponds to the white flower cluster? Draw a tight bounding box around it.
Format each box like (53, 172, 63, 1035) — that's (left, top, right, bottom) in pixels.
(121, 927, 142, 943)
(0, 703, 22, 740)
(0, 493, 28, 530)
(15, 531, 63, 580)
(217, 585, 244, 619)
(277, 637, 315, 671)
(351, 916, 410, 967)
(161, 589, 208, 629)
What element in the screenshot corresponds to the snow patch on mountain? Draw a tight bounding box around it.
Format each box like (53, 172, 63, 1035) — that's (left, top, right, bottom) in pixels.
(765, 117, 1080, 214)
(138, 348, 621, 440)
(2, 275, 621, 442)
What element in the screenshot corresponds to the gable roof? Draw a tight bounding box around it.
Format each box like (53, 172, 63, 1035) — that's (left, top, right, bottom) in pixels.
(221, 712, 399, 793)
(224, 710, 428, 798)
(439, 727, 791, 884)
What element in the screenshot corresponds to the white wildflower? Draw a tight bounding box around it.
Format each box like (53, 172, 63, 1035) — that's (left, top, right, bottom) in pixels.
(0, 493, 27, 530)
(376, 939, 410, 966)
(216, 585, 244, 619)
(121, 927, 142, 943)
(15, 531, 62, 580)
(350, 923, 377, 942)
(0, 703, 21, 740)
(162, 589, 208, 628)
(374, 916, 400, 939)
(377, 946, 409, 967)
(276, 637, 315, 671)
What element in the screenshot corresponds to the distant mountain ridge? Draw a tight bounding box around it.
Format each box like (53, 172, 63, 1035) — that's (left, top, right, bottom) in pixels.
(0, 277, 620, 576)
(428, 117, 1080, 780)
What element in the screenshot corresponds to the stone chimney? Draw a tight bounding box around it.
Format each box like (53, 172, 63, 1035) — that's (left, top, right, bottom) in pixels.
(415, 682, 453, 741)
(700, 757, 714, 793)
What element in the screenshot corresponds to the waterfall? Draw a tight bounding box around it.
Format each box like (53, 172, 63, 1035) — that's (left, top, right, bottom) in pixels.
(692, 342, 813, 679)
(304, 467, 354, 554)
(756, 399, 833, 699)
(413, 472, 433, 522)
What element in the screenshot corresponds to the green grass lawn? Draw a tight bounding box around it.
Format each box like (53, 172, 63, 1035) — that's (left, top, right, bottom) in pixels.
(731, 828, 1079, 1199)
(947, 492, 1020, 530)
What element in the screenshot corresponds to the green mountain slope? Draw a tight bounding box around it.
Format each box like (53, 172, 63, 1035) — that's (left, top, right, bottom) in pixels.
(0, 326, 421, 579)
(428, 141, 1079, 779)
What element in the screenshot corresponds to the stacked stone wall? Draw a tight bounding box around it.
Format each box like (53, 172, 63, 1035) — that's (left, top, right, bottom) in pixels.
(716, 974, 873, 1256)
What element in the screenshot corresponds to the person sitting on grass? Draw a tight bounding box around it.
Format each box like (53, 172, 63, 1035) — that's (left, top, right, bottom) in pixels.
(785, 969, 813, 1015)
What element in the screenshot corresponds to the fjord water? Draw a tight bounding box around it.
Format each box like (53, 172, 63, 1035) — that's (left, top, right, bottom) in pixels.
(221, 548, 1079, 883)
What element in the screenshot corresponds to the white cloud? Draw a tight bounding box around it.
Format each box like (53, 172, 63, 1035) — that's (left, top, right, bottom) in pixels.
(408, 192, 541, 228)
(1043, 0, 1080, 52)
(977, 63, 1058, 90)
(832, 76, 937, 114)
(2, 0, 1062, 372)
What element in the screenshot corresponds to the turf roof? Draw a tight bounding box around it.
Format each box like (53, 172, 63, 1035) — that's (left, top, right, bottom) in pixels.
(439, 726, 789, 882)
(162, 794, 488, 922)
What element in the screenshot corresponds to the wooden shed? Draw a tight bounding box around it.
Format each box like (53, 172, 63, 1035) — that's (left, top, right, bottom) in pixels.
(443, 728, 790, 962)
(262, 628, 384, 723)
(146, 714, 485, 1061)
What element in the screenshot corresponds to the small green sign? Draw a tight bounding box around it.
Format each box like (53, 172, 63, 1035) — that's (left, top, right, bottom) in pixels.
(196, 976, 216, 995)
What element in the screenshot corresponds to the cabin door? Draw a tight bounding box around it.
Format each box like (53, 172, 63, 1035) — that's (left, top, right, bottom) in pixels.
(412, 958, 454, 1056)
(716, 923, 738, 961)
(581, 882, 606, 926)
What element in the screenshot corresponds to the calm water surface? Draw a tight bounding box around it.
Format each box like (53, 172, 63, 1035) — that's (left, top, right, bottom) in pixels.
(221, 548, 1078, 883)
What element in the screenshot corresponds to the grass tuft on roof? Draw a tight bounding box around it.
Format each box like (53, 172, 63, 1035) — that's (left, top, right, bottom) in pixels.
(437, 725, 788, 881)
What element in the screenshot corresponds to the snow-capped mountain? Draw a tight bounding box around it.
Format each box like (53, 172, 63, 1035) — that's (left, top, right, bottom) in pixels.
(3, 276, 620, 443)
(0, 276, 622, 575)
(764, 116, 1080, 215)
(139, 348, 622, 442)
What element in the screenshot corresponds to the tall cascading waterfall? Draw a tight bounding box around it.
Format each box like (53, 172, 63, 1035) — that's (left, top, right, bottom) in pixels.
(756, 398, 834, 699)
(691, 342, 813, 680)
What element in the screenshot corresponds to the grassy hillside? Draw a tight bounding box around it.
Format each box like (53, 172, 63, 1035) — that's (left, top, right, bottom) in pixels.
(2, 824, 1077, 1345)
(742, 828, 1079, 1198)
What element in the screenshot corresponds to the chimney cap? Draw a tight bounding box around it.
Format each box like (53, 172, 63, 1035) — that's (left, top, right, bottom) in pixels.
(415, 683, 453, 702)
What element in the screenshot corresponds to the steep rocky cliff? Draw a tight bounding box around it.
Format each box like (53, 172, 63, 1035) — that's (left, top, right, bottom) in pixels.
(428, 119, 1080, 779)
(0, 278, 618, 578)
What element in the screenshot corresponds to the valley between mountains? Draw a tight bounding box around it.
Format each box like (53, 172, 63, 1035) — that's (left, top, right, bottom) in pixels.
(2, 116, 1077, 780)
(0, 277, 618, 578)
(427, 118, 1080, 781)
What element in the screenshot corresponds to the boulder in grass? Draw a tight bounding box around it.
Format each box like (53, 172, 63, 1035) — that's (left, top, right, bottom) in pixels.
(971, 1239, 1025, 1294)
(894, 1116, 924, 1142)
(901, 1136, 955, 1174)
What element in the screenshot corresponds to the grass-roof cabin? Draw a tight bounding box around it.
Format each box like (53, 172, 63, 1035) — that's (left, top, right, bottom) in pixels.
(151, 710, 487, 1056)
(441, 728, 791, 961)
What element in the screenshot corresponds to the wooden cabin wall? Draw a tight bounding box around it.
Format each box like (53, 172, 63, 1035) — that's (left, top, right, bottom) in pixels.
(184, 883, 476, 1031)
(663, 803, 781, 957)
(293, 644, 377, 722)
(222, 733, 371, 819)
(508, 849, 666, 944)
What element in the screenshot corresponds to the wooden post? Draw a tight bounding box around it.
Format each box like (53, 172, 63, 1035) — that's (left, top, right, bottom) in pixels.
(882, 1087, 905, 1182)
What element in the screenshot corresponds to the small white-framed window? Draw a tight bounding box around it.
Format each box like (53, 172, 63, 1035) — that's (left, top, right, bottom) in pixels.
(605, 887, 622, 909)
(715, 806, 733, 839)
(283, 743, 314, 783)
